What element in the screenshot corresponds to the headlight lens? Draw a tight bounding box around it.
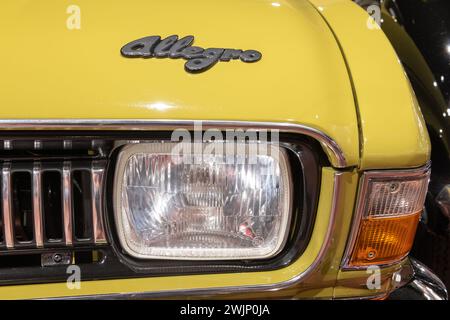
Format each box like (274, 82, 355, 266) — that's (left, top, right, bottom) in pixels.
(114, 142, 292, 260)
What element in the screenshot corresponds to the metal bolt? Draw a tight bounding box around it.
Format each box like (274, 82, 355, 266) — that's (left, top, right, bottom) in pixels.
(367, 251, 376, 259)
(53, 253, 63, 263)
(389, 182, 400, 193)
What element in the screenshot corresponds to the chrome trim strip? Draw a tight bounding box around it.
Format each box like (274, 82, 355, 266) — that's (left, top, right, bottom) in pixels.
(46, 171, 345, 299)
(340, 163, 431, 270)
(62, 162, 73, 246)
(0, 119, 347, 168)
(2, 163, 14, 248)
(92, 161, 107, 244)
(32, 163, 44, 248)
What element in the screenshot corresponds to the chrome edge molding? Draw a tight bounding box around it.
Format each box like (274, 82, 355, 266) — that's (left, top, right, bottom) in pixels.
(47, 171, 345, 299)
(340, 163, 432, 270)
(0, 119, 347, 168)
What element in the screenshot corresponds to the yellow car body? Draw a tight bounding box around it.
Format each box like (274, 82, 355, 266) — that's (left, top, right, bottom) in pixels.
(0, 0, 432, 299)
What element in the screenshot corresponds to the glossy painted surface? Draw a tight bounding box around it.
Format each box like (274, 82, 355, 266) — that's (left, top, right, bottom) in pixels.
(310, 0, 430, 170)
(0, 0, 359, 166)
(0, 0, 431, 169)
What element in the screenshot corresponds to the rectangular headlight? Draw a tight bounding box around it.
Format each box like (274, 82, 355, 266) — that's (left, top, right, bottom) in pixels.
(114, 142, 292, 260)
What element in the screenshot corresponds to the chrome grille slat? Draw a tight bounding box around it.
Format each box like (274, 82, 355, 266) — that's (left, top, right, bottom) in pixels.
(32, 163, 44, 247)
(92, 161, 107, 244)
(2, 163, 14, 248)
(62, 162, 73, 246)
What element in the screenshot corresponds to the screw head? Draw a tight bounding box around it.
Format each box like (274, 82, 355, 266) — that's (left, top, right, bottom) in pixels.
(389, 182, 400, 193)
(52, 253, 63, 263)
(367, 249, 377, 260)
(252, 236, 264, 247)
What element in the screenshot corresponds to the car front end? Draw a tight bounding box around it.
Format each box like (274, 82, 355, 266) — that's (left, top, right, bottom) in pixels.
(0, 0, 446, 300)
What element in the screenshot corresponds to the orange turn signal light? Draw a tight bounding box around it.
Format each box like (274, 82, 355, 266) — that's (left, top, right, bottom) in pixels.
(348, 212, 420, 267)
(343, 166, 430, 269)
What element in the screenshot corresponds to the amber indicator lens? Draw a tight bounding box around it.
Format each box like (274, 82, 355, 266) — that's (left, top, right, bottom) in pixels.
(349, 212, 420, 266)
(346, 167, 430, 268)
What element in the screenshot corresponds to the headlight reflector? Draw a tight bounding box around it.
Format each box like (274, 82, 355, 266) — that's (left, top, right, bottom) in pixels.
(114, 143, 292, 260)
